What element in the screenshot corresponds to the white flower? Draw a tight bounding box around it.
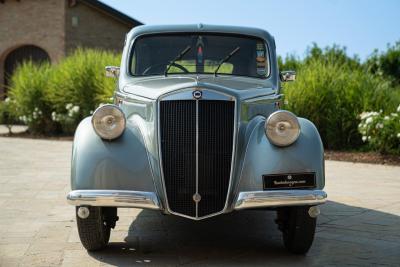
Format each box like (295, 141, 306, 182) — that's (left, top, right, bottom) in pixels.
(65, 103, 73, 110)
(391, 113, 398, 117)
(51, 112, 57, 121)
(397, 105, 400, 113)
(4, 98, 10, 103)
(397, 133, 400, 138)
(360, 111, 380, 121)
(71, 106, 80, 113)
(89, 110, 94, 115)
(384, 116, 390, 120)
(368, 136, 371, 141)
(365, 117, 373, 125)
(362, 136, 367, 142)
(376, 123, 384, 129)
(360, 112, 371, 120)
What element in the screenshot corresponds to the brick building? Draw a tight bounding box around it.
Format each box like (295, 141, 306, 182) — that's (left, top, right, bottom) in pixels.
(0, 0, 142, 98)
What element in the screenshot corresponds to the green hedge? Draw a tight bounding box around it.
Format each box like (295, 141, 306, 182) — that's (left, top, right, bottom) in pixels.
(8, 48, 120, 135)
(283, 59, 400, 150)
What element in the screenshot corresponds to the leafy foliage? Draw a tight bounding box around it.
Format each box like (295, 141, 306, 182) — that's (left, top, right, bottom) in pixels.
(365, 42, 400, 86)
(8, 49, 120, 135)
(358, 107, 400, 155)
(9, 61, 56, 134)
(0, 98, 19, 134)
(281, 43, 400, 151)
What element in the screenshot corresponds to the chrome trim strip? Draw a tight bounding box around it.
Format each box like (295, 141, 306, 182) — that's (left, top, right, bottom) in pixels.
(161, 88, 234, 101)
(234, 190, 327, 210)
(67, 190, 161, 210)
(195, 99, 199, 217)
(157, 88, 237, 220)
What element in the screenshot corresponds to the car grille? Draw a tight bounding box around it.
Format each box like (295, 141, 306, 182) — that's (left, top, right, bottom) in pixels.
(160, 100, 235, 218)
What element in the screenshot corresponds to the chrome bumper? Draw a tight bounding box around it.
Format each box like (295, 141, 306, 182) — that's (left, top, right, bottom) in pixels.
(67, 190, 161, 210)
(234, 190, 327, 210)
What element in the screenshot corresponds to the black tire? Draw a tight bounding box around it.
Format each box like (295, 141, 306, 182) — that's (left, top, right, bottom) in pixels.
(76, 206, 116, 251)
(277, 206, 316, 254)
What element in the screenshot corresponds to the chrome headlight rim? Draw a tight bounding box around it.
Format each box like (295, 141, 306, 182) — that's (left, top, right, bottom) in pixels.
(91, 104, 126, 140)
(265, 110, 300, 147)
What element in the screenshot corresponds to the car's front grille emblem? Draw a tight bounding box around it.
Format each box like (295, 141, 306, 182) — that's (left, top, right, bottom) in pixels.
(192, 90, 202, 99)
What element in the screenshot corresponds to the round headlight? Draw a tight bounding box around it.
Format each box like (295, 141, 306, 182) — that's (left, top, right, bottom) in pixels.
(92, 104, 126, 140)
(265, 110, 300, 146)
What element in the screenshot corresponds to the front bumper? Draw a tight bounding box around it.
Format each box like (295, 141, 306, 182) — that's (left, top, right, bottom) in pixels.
(67, 189, 326, 212)
(67, 190, 161, 210)
(234, 190, 327, 210)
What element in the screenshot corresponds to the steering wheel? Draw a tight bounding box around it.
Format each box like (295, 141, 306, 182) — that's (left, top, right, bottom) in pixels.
(142, 62, 190, 75)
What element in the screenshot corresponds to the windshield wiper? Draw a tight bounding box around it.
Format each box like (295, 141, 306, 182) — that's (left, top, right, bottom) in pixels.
(214, 46, 240, 76)
(164, 46, 192, 76)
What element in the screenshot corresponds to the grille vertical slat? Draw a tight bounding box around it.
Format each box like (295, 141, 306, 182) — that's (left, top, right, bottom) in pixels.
(160, 99, 235, 218)
(160, 100, 196, 217)
(198, 101, 235, 217)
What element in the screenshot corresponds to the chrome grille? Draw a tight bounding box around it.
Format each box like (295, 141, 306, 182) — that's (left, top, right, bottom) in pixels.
(160, 99, 235, 218)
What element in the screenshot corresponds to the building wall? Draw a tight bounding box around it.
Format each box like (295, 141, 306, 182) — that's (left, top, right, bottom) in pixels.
(65, 1, 132, 54)
(0, 0, 66, 97)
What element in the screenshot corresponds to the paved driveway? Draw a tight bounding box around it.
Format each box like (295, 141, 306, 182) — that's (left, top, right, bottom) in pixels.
(0, 137, 399, 266)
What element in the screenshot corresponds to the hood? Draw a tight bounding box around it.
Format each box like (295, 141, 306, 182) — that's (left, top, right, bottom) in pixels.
(122, 75, 277, 100)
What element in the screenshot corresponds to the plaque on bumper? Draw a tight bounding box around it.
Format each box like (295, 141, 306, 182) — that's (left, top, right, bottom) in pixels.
(263, 173, 316, 190)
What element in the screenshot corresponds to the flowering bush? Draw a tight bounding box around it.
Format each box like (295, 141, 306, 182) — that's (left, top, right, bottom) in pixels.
(9, 61, 56, 134)
(8, 49, 120, 135)
(283, 59, 400, 149)
(51, 103, 81, 134)
(358, 105, 400, 154)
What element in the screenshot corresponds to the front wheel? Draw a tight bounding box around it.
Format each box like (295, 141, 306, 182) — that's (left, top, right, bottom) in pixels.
(76, 206, 118, 251)
(276, 206, 317, 254)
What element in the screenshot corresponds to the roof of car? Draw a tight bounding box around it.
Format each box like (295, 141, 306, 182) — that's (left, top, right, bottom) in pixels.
(127, 24, 275, 47)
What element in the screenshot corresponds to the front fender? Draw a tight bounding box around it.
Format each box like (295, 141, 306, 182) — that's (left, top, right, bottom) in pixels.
(236, 117, 325, 193)
(71, 117, 156, 192)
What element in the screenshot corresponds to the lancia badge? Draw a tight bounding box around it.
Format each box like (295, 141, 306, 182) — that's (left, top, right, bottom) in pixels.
(193, 90, 202, 99)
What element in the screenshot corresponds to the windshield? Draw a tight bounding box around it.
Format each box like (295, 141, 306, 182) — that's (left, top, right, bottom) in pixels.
(130, 33, 270, 78)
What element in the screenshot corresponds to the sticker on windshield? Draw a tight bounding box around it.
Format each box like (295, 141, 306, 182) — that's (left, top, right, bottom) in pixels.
(257, 68, 267, 75)
(256, 41, 266, 76)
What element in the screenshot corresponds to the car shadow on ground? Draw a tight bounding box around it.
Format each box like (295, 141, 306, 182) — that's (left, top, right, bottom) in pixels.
(87, 201, 400, 266)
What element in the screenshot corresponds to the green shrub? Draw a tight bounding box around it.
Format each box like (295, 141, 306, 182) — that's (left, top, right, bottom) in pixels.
(0, 98, 19, 134)
(365, 41, 400, 86)
(47, 49, 120, 134)
(358, 107, 400, 154)
(283, 59, 399, 149)
(9, 61, 56, 134)
(8, 48, 120, 135)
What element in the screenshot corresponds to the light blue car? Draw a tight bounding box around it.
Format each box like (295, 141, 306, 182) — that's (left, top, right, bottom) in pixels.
(67, 24, 327, 254)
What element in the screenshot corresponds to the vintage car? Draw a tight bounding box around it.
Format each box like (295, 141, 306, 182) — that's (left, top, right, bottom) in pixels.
(67, 24, 327, 254)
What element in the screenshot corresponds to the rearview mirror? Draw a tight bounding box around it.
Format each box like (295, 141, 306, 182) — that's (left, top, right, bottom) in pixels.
(280, 71, 296, 82)
(105, 66, 120, 78)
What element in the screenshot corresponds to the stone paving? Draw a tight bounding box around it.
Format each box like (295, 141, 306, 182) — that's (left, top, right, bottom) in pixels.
(0, 137, 399, 266)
